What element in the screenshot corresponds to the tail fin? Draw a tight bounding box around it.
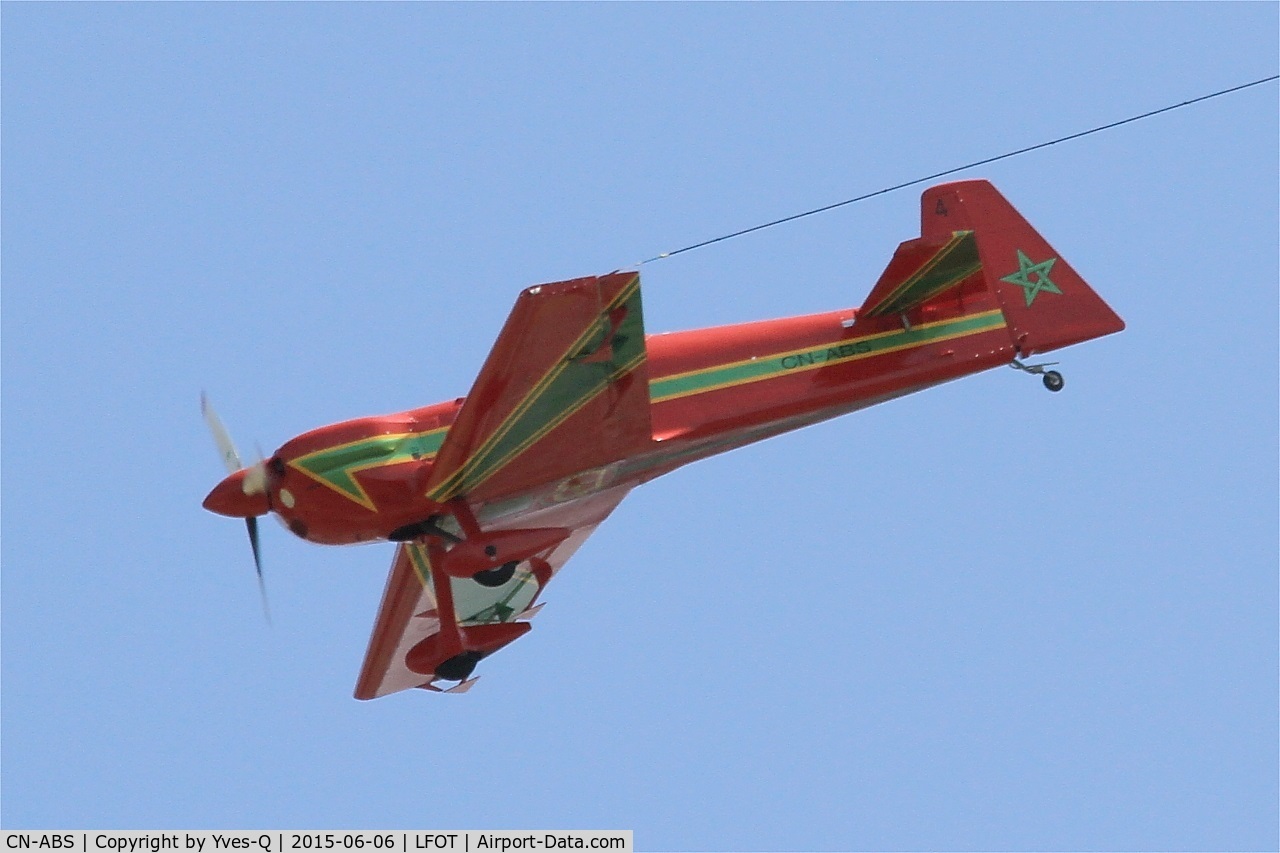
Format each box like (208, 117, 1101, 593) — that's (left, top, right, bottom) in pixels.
(920, 180, 1125, 355)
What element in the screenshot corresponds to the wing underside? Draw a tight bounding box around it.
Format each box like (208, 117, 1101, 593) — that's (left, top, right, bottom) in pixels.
(354, 479, 634, 699)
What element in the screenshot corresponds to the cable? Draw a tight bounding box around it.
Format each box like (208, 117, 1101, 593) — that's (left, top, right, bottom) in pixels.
(640, 74, 1279, 265)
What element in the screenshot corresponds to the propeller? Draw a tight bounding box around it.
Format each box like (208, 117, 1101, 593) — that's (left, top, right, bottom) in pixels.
(201, 393, 273, 624)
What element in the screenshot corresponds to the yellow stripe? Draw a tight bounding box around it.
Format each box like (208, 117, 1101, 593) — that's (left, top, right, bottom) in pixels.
(288, 427, 448, 511)
(432, 275, 639, 500)
(656, 309, 1003, 387)
(406, 544, 436, 598)
(652, 310, 1006, 404)
(869, 230, 970, 316)
(455, 349, 647, 493)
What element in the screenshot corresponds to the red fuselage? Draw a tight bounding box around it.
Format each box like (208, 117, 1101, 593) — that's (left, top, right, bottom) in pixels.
(204, 294, 1012, 545)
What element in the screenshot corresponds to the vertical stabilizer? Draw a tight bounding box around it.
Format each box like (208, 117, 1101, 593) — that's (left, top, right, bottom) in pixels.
(921, 180, 1125, 355)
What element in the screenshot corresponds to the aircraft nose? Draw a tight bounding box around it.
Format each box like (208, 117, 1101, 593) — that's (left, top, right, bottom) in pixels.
(203, 469, 271, 518)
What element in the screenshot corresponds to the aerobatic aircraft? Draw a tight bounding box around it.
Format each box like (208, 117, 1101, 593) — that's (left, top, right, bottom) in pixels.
(202, 179, 1125, 699)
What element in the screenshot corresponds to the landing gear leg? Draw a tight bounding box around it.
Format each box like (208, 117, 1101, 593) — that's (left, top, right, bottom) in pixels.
(388, 515, 463, 543)
(1010, 357, 1064, 393)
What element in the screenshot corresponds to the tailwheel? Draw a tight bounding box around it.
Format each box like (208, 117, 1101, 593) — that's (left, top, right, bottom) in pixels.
(1010, 357, 1064, 392)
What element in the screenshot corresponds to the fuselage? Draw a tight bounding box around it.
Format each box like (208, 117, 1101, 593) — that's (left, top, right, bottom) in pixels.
(203, 289, 1013, 546)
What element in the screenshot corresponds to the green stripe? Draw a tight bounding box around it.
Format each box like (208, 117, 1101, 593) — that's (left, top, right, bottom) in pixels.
(649, 310, 1005, 404)
(457, 570, 538, 625)
(291, 429, 447, 507)
(430, 279, 645, 500)
(406, 544, 435, 591)
(406, 543, 537, 626)
(459, 277, 639, 480)
(866, 231, 981, 317)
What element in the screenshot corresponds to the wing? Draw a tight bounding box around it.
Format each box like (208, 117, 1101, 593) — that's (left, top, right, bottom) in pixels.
(422, 272, 652, 505)
(354, 483, 633, 699)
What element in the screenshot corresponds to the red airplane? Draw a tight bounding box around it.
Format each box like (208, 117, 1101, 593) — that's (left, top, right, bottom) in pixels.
(202, 179, 1124, 699)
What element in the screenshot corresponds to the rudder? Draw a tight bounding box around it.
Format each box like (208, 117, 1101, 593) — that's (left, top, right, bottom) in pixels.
(922, 180, 1125, 356)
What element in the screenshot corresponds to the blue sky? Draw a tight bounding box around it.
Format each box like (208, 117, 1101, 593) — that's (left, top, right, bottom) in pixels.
(3, 4, 1276, 850)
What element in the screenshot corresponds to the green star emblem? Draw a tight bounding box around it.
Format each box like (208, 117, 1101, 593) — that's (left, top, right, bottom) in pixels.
(1000, 249, 1062, 307)
(466, 601, 515, 624)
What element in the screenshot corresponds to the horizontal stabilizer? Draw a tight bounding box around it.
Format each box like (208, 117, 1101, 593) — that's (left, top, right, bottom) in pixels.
(858, 230, 982, 318)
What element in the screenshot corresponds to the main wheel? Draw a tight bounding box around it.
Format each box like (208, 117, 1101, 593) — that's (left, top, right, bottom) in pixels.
(1043, 370, 1064, 392)
(473, 560, 518, 587)
(435, 650, 483, 682)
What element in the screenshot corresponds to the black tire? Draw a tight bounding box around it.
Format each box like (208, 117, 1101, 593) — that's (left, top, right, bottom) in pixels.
(435, 650, 483, 682)
(473, 560, 518, 587)
(1043, 371, 1064, 392)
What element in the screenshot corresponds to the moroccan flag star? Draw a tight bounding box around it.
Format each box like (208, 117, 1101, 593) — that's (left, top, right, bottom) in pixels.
(1000, 249, 1062, 306)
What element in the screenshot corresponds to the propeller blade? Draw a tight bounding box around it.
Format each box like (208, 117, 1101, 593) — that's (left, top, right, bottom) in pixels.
(242, 460, 268, 496)
(246, 516, 272, 625)
(201, 393, 243, 474)
(203, 395, 272, 624)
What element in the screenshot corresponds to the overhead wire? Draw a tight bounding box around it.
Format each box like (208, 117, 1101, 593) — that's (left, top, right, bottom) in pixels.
(639, 74, 1279, 265)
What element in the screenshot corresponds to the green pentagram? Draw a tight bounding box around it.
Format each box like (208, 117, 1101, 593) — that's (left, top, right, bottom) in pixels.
(466, 602, 515, 624)
(1000, 249, 1062, 307)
